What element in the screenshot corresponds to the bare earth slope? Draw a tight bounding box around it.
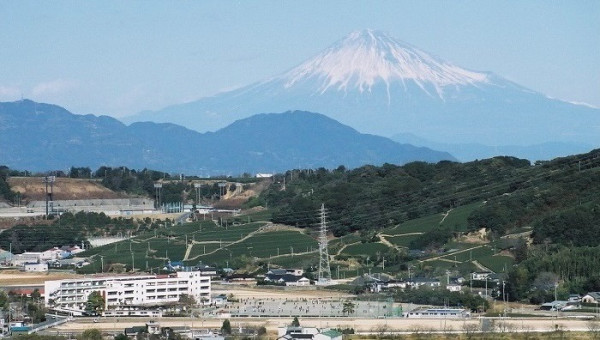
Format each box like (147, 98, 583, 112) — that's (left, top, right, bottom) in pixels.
(8, 177, 124, 201)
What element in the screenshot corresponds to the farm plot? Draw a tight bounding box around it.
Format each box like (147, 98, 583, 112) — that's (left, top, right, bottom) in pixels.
(224, 230, 318, 259)
(188, 243, 222, 258)
(439, 202, 482, 231)
(383, 213, 443, 235)
(441, 245, 495, 263)
(269, 253, 318, 268)
(190, 222, 264, 242)
(341, 242, 391, 257)
(385, 234, 421, 248)
(477, 254, 514, 273)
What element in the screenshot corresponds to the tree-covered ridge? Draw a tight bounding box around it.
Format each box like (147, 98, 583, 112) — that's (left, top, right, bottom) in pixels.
(254, 156, 534, 236)
(468, 150, 600, 244)
(255, 150, 600, 244)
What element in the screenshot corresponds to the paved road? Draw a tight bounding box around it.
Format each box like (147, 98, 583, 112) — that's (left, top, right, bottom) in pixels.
(50, 315, 598, 334)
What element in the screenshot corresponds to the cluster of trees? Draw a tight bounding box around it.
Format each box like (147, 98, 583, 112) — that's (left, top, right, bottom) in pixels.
(394, 286, 489, 312)
(0, 224, 84, 253)
(0, 165, 19, 202)
(506, 245, 600, 303)
(97, 166, 242, 204)
(58, 211, 140, 236)
(0, 289, 46, 324)
(0, 211, 172, 254)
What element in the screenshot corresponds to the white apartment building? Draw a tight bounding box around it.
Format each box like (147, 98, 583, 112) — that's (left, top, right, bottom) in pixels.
(44, 271, 210, 315)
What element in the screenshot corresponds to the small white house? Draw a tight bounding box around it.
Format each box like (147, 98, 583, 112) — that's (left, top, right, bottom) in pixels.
(582, 292, 600, 304)
(41, 247, 63, 261)
(471, 271, 492, 281)
(406, 307, 470, 318)
(23, 262, 48, 272)
(286, 277, 310, 286)
(446, 283, 462, 292)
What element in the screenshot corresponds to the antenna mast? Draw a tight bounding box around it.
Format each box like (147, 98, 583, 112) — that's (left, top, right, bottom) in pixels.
(317, 203, 332, 285)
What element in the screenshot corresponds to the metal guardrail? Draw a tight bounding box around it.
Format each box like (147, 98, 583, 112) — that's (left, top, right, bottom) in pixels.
(28, 316, 72, 334)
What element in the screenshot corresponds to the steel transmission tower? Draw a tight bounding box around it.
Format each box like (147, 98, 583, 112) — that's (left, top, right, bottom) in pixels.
(317, 203, 332, 285)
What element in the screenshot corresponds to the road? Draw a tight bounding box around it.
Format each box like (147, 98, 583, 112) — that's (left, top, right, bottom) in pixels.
(49, 315, 598, 334)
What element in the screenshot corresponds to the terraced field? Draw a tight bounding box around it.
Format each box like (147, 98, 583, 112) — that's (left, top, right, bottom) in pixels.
(78, 200, 512, 279)
(79, 218, 321, 272)
(341, 242, 391, 257)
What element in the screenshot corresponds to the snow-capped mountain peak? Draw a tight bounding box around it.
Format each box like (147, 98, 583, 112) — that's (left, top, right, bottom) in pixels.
(281, 29, 489, 97)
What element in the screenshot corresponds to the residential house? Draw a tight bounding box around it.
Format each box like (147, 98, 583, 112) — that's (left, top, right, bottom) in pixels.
(0, 249, 13, 265)
(265, 269, 310, 286)
(23, 262, 48, 272)
(194, 263, 219, 277)
(471, 271, 492, 281)
(10, 252, 42, 266)
(568, 294, 581, 303)
(446, 283, 462, 292)
(410, 277, 441, 288)
(41, 247, 63, 261)
(314, 330, 343, 340)
(277, 327, 341, 340)
(212, 294, 228, 306)
(582, 292, 600, 304)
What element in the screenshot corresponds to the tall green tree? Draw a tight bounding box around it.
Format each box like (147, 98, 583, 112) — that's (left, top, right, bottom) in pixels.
(85, 291, 105, 315)
(342, 301, 355, 315)
(79, 329, 102, 340)
(221, 319, 232, 335)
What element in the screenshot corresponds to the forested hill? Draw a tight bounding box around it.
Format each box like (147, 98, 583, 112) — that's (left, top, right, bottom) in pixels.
(251, 149, 600, 302)
(252, 149, 600, 244)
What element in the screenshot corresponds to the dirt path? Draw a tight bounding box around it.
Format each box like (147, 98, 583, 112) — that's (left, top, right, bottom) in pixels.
(421, 245, 484, 263)
(335, 241, 358, 256)
(440, 208, 453, 224)
(378, 234, 400, 251)
(472, 259, 493, 273)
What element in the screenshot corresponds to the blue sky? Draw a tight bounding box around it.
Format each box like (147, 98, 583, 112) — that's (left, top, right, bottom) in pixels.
(1, 1, 598, 118)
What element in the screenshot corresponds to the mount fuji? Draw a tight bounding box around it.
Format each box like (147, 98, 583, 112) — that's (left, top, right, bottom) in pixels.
(125, 29, 600, 160)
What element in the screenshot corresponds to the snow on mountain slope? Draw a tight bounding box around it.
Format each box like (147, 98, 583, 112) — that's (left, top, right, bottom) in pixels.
(280, 29, 489, 99)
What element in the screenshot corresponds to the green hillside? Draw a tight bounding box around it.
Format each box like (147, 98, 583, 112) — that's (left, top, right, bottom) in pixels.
(4, 149, 600, 305)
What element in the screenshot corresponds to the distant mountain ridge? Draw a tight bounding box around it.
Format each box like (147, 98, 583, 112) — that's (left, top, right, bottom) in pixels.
(0, 100, 454, 174)
(125, 29, 600, 160)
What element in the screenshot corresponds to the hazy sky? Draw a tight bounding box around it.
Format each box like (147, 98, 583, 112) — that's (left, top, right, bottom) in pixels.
(1, 1, 598, 118)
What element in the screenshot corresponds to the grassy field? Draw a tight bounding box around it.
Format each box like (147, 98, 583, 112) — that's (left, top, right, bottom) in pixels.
(341, 242, 391, 257)
(439, 202, 483, 232)
(385, 234, 421, 248)
(440, 245, 495, 263)
(381, 201, 482, 236)
(477, 254, 514, 273)
(383, 213, 443, 235)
